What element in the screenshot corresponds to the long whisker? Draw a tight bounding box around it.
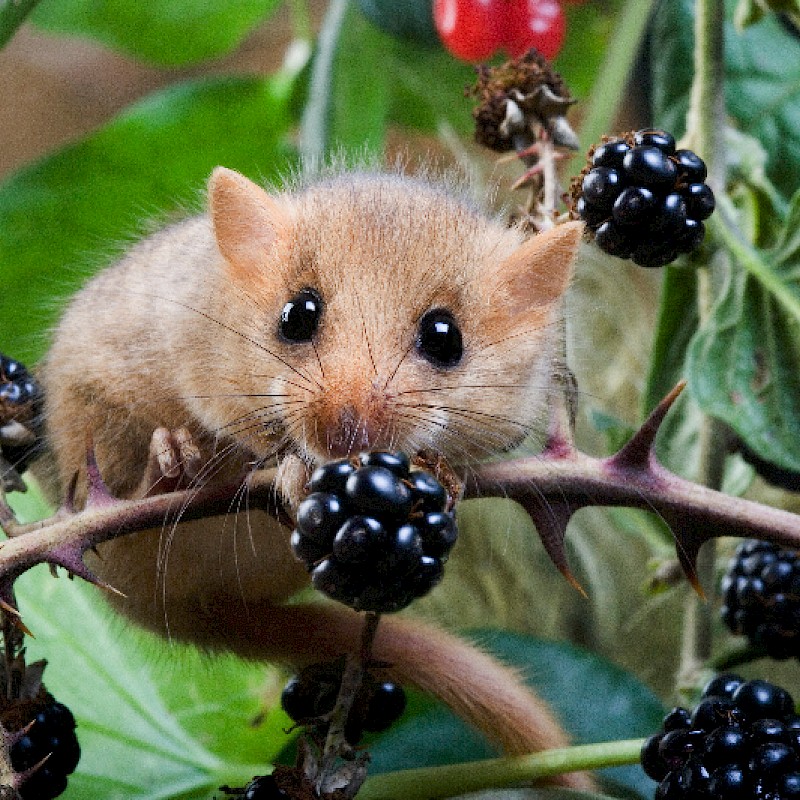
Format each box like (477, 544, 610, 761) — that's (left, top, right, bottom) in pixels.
(395, 401, 536, 435)
(213, 400, 306, 435)
(180, 391, 304, 401)
(481, 318, 560, 350)
(396, 383, 533, 395)
(384, 338, 418, 392)
(129, 291, 321, 391)
(354, 291, 378, 379)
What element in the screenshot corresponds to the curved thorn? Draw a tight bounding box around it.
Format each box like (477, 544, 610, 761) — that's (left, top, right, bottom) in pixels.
(0, 598, 32, 637)
(14, 753, 52, 789)
(611, 381, 687, 471)
(0, 598, 20, 618)
(85, 437, 116, 508)
(517, 499, 587, 597)
(49, 547, 125, 597)
(666, 512, 707, 599)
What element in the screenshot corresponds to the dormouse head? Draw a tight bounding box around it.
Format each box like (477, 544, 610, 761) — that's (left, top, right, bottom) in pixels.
(205, 166, 582, 470)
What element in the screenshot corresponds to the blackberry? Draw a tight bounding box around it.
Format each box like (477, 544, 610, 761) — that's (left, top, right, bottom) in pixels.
(280, 662, 341, 722)
(9, 695, 80, 800)
(243, 774, 288, 799)
(292, 451, 457, 613)
(0, 353, 43, 475)
(280, 660, 406, 744)
(571, 129, 715, 268)
(720, 540, 800, 660)
(361, 681, 407, 732)
(641, 675, 800, 800)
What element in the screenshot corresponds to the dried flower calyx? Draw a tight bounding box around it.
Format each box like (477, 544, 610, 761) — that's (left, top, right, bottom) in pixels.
(468, 49, 578, 153)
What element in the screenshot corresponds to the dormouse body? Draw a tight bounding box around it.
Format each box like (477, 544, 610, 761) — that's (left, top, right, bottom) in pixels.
(39, 167, 588, 781)
(45, 168, 578, 491)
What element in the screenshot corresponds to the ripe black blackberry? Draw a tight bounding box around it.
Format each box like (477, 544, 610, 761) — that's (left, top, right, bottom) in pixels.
(280, 659, 406, 745)
(570, 129, 715, 268)
(0, 352, 43, 474)
(641, 675, 800, 799)
(720, 539, 800, 660)
(8, 694, 80, 800)
(291, 451, 458, 613)
(242, 774, 288, 799)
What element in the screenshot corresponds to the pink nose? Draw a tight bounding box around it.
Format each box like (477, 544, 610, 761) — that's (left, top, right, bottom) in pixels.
(326, 406, 379, 458)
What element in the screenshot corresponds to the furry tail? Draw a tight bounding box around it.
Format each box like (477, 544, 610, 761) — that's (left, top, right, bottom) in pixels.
(184, 600, 595, 791)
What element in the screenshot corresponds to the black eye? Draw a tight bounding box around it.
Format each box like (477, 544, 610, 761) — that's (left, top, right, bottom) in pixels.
(280, 289, 322, 342)
(416, 309, 463, 368)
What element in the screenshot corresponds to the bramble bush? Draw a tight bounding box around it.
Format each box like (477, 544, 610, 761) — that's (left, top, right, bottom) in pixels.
(1, 0, 800, 798)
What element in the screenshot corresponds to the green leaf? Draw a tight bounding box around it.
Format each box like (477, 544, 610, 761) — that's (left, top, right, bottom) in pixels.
(367, 632, 663, 799)
(355, 0, 439, 46)
(0, 75, 297, 366)
(650, 0, 800, 200)
(387, 40, 476, 136)
(553, 1, 624, 102)
(688, 210, 800, 471)
(30, 0, 281, 67)
(0, 0, 41, 49)
(329, 6, 392, 155)
(301, 2, 474, 161)
(16, 567, 292, 799)
(771, 187, 800, 264)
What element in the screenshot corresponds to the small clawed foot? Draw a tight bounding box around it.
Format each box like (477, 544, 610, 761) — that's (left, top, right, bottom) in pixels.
(276, 453, 311, 512)
(139, 427, 202, 497)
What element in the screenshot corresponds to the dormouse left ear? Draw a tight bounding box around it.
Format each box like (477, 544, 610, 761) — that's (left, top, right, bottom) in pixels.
(208, 166, 291, 283)
(497, 221, 583, 315)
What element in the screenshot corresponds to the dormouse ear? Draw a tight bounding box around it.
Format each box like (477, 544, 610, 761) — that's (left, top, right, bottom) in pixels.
(208, 167, 291, 282)
(497, 221, 583, 314)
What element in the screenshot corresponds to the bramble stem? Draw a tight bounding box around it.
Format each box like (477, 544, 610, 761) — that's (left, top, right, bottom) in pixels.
(685, 0, 726, 192)
(314, 612, 380, 794)
(357, 738, 644, 800)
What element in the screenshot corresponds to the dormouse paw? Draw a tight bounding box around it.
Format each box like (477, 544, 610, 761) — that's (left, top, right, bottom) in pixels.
(275, 453, 312, 513)
(138, 427, 202, 497)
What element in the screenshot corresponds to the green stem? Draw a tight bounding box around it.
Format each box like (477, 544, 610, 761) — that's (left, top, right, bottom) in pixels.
(685, 0, 726, 192)
(0, 0, 41, 49)
(299, 0, 349, 165)
(678, 0, 726, 694)
(577, 0, 657, 157)
(357, 739, 644, 800)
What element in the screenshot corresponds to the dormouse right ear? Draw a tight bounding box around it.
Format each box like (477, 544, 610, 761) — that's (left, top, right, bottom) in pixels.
(208, 167, 291, 282)
(496, 221, 583, 316)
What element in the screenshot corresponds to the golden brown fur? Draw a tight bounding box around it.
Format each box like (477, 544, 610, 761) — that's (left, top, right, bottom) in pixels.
(39, 166, 588, 786)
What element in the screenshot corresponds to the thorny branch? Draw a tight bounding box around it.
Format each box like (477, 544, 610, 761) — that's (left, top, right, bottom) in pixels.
(0, 382, 798, 614)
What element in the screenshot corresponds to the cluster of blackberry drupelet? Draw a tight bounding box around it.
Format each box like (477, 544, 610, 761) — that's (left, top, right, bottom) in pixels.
(281, 659, 406, 745)
(291, 451, 458, 613)
(721, 540, 800, 661)
(642, 675, 800, 799)
(573, 129, 715, 268)
(10, 695, 80, 800)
